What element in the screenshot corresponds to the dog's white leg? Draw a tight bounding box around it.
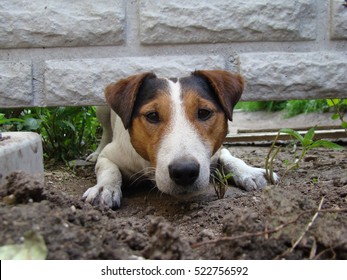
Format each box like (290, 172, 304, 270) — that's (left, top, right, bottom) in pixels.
(82, 155, 123, 209)
(86, 106, 113, 162)
(219, 148, 279, 191)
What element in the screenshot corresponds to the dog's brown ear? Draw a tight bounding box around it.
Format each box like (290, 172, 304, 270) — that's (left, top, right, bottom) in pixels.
(105, 72, 155, 129)
(192, 70, 244, 121)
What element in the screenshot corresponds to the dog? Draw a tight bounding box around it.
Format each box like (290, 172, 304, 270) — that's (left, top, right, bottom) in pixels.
(83, 70, 277, 209)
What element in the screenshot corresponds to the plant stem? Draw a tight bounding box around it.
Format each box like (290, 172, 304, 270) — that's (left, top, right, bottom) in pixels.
(269, 146, 281, 184)
(265, 131, 281, 184)
(279, 148, 307, 183)
(329, 98, 347, 134)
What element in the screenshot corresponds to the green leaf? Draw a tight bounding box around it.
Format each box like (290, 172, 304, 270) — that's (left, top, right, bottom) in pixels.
(279, 128, 304, 143)
(0, 231, 47, 260)
(224, 172, 234, 180)
(23, 117, 41, 130)
(309, 140, 344, 150)
(62, 120, 76, 131)
(0, 117, 24, 125)
(326, 99, 340, 107)
(303, 127, 315, 147)
(342, 121, 347, 129)
(331, 113, 340, 120)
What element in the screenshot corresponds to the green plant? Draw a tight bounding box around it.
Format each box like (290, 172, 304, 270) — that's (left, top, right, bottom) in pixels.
(235, 101, 286, 112)
(0, 107, 101, 162)
(212, 168, 234, 199)
(266, 127, 343, 184)
(283, 100, 330, 118)
(235, 100, 331, 118)
(327, 98, 347, 133)
(0, 109, 41, 131)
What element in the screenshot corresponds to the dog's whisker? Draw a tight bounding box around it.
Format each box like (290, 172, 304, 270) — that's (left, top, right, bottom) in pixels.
(148, 184, 158, 194)
(129, 167, 156, 184)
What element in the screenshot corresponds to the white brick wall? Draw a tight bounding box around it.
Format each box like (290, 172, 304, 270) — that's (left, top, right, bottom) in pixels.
(139, 0, 317, 44)
(0, 0, 124, 48)
(44, 55, 225, 106)
(331, 0, 347, 39)
(0, 0, 346, 107)
(239, 52, 347, 100)
(0, 61, 33, 106)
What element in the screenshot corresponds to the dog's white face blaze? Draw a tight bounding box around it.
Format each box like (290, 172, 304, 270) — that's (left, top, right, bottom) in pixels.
(155, 79, 211, 196)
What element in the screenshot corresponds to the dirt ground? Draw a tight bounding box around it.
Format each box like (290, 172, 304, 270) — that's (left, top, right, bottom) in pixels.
(1, 143, 346, 260)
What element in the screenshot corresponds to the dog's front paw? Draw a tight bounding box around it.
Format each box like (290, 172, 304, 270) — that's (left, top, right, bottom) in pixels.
(220, 148, 279, 191)
(233, 167, 279, 191)
(82, 184, 122, 209)
(86, 152, 100, 163)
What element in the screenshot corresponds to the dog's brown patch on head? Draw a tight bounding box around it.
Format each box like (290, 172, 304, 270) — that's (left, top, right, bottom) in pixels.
(192, 70, 244, 121)
(105, 73, 172, 165)
(182, 89, 228, 155)
(129, 88, 172, 166)
(105, 72, 156, 129)
(180, 70, 244, 155)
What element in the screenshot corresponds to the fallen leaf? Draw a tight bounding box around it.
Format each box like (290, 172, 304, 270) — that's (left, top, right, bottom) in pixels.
(0, 231, 47, 260)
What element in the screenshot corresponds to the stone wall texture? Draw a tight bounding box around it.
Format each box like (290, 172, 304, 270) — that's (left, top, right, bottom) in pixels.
(139, 0, 317, 44)
(0, 0, 346, 107)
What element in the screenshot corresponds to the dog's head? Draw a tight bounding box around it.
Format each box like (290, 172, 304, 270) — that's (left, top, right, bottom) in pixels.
(105, 70, 244, 197)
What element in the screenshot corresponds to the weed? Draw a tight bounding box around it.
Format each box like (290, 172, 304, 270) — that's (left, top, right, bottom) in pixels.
(235, 100, 330, 118)
(310, 177, 319, 185)
(266, 127, 343, 184)
(235, 101, 286, 112)
(283, 100, 330, 118)
(0, 114, 24, 126)
(212, 167, 234, 199)
(326, 98, 347, 134)
(0, 107, 101, 162)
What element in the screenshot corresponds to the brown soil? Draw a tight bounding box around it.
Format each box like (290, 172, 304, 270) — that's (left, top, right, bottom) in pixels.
(1, 145, 346, 260)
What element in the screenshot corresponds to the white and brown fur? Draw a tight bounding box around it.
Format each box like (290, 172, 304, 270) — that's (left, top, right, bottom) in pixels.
(83, 70, 277, 209)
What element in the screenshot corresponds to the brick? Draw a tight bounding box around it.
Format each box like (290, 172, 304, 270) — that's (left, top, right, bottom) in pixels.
(0, 132, 43, 186)
(0, 0, 124, 48)
(239, 52, 347, 101)
(139, 0, 316, 44)
(43, 55, 225, 106)
(0, 61, 33, 107)
(330, 0, 347, 39)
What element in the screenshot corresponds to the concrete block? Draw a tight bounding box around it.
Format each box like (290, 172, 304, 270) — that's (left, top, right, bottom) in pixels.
(0, 61, 33, 107)
(330, 0, 347, 39)
(0, 0, 125, 48)
(0, 132, 43, 186)
(43, 55, 226, 106)
(139, 0, 316, 44)
(239, 52, 347, 101)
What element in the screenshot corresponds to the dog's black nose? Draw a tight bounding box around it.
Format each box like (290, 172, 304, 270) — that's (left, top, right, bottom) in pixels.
(168, 158, 200, 186)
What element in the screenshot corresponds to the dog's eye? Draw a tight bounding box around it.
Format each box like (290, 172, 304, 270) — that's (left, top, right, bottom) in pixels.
(145, 112, 160, 124)
(197, 109, 213, 121)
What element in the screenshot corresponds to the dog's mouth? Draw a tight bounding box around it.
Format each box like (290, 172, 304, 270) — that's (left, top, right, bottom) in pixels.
(155, 176, 211, 199)
(169, 187, 209, 200)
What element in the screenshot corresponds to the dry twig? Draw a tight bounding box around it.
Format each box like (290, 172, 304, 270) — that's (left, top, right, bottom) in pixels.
(314, 246, 337, 260)
(274, 197, 325, 259)
(290, 197, 324, 252)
